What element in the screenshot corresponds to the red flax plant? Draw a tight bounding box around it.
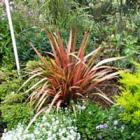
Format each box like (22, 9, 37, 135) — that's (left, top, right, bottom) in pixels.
(21, 29, 123, 113)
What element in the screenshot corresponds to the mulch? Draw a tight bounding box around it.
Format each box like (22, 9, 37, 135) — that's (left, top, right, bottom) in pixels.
(91, 79, 120, 108)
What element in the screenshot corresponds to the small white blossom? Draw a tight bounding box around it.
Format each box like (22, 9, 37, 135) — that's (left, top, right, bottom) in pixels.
(76, 104, 86, 110)
(113, 120, 118, 126)
(2, 112, 80, 140)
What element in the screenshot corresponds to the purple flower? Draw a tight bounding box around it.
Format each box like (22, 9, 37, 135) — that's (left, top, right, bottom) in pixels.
(96, 123, 108, 130)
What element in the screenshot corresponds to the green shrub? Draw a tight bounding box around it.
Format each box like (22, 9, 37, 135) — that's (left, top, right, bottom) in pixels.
(0, 69, 34, 130)
(2, 93, 25, 105)
(75, 102, 107, 140)
(96, 106, 140, 140)
(0, 103, 34, 130)
(0, 70, 23, 100)
(0, 67, 37, 101)
(25, 60, 41, 72)
(16, 28, 51, 63)
(116, 63, 140, 125)
(0, 19, 14, 68)
(74, 102, 140, 140)
(113, 32, 140, 68)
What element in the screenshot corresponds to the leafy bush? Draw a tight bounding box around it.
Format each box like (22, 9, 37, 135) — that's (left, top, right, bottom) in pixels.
(0, 66, 38, 101)
(75, 102, 107, 140)
(0, 70, 22, 100)
(0, 103, 33, 130)
(0, 69, 34, 130)
(25, 60, 40, 72)
(112, 31, 140, 68)
(2, 93, 25, 105)
(17, 29, 51, 63)
(74, 102, 140, 140)
(1, 110, 80, 140)
(0, 17, 14, 68)
(95, 106, 140, 140)
(75, 102, 140, 140)
(116, 63, 140, 125)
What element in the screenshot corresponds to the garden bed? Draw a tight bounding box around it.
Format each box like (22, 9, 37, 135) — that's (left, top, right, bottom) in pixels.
(1, 0, 140, 139)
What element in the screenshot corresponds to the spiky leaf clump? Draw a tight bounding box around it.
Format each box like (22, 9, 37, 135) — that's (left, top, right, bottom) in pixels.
(22, 30, 122, 112)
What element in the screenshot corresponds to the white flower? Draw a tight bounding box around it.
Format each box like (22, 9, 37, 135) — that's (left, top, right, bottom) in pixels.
(88, 111, 92, 115)
(121, 125, 125, 132)
(113, 120, 118, 126)
(2, 110, 81, 140)
(89, 3, 94, 8)
(76, 104, 86, 110)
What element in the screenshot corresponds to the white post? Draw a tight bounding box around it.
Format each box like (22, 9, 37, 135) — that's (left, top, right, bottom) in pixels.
(4, 0, 20, 75)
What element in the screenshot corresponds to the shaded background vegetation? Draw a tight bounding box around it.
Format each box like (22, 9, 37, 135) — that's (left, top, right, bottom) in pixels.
(1, 0, 140, 70)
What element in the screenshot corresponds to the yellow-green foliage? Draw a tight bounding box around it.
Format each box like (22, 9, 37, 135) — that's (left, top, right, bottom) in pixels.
(116, 63, 140, 125)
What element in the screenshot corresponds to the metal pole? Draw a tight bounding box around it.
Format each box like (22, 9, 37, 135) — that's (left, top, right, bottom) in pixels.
(4, 0, 20, 75)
